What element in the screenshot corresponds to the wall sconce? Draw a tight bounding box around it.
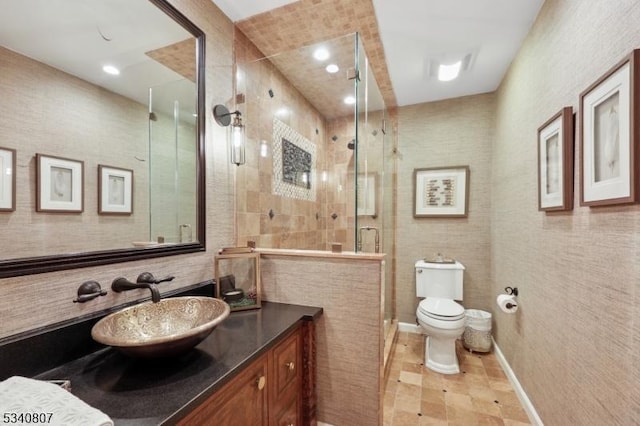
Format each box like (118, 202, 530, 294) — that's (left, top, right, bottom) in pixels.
(213, 104, 245, 166)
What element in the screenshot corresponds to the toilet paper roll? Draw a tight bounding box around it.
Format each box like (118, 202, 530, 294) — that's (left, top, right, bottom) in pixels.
(496, 294, 518, 314)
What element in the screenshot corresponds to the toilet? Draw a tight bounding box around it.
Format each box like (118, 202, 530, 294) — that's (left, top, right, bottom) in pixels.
(415, 259, 465, 374)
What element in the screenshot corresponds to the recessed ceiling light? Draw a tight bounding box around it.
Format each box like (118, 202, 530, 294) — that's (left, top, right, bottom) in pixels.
(326, 64, 339, 73)
(102, 65, 120, 75)
(313, 48, 330, 61)
(343, 96, 356, 105)
(438, 61, 462, 82)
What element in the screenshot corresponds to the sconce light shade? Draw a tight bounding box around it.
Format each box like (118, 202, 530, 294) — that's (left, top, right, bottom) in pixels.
(230, 114, 245, 166)
(213, 104, 246, 166)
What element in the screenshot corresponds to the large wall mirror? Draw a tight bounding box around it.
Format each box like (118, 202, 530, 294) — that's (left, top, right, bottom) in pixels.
(0, 0, 206, 277)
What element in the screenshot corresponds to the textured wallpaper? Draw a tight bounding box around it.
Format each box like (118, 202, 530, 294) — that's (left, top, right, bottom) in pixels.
(397, 94, 495, 324)
(491, 0, 640, 423)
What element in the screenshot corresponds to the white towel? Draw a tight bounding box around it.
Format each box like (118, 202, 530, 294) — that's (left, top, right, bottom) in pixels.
(0, 376, 113, 426)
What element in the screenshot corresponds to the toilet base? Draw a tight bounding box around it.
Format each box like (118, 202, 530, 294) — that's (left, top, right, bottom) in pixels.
(424, 335, 460, 375)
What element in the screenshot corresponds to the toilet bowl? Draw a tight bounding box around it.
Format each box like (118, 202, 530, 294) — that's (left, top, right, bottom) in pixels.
(416, 297, 465, 374)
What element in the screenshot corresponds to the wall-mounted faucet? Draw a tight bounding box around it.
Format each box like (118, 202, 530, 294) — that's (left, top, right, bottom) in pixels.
(111, 273, 174, 303)
(73, 280, 107, 303)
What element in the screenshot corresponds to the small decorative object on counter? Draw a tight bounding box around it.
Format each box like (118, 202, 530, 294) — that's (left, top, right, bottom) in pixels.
(214, 249, 261, 312)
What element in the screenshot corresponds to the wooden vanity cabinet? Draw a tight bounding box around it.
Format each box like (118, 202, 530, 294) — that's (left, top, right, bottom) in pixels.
(178, 324, 307, 426)
(177, 351, 269, 425)
(270, 326, 302, 426)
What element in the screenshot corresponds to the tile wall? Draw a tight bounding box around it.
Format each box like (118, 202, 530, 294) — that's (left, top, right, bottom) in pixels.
(233, 30, 330, 250)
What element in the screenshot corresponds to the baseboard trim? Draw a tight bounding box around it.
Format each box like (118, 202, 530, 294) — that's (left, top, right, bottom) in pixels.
(492, 339, 544, 426)
(398, 321, 422, 334)
(398, 322, 542, 425)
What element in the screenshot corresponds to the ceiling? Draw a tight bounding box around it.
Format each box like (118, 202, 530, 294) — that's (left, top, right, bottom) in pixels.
(214, 0, 544, 107)
(0, 0, 197, 119)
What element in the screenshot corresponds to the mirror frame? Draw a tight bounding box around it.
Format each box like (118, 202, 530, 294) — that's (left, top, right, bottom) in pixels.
(0, 0, 206, 278)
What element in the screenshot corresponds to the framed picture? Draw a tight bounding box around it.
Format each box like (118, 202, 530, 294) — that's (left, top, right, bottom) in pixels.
(98, 165, 133, 215)
(357, 173, 377, 217)
(0, 147, 16, 212)
(413, 165, 469, 218)
(580, 49, 640, 206)
(214, 250, 261, 312)
(537, 107, 574, 211)
(36, 154, 84, 213)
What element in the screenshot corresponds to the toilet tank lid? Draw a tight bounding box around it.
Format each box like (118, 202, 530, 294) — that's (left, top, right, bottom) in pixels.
(415, 260, 465, 270)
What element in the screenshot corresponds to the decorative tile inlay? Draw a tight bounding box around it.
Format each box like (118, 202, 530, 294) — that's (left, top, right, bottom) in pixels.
(282, 139, 312, 189)
(272, 118, 316, 201)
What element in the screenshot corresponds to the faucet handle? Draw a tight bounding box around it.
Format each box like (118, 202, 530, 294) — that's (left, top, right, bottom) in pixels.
(136, 272, 175, 284)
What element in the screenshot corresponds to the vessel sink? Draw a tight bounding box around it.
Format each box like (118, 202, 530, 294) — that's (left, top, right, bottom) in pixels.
(91, 296, 230, 358)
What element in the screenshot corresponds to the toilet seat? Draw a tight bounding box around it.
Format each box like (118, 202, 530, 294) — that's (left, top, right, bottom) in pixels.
(418, 297, 464, 321)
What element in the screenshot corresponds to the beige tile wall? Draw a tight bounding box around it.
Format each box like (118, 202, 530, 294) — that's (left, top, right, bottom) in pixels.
(396, 94, 495, 323)
(234, 30, 330, 250)
(491, 0, 640, 423)
(0, 0, 236, 339)
(236, 0, 397, 109)
(260, 252, 385, 426)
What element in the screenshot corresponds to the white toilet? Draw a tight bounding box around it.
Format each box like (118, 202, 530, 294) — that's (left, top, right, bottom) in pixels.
(415, 259, 466, 374)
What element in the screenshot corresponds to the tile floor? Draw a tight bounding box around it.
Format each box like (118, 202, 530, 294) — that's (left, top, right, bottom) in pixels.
(384, 332, 531, 426)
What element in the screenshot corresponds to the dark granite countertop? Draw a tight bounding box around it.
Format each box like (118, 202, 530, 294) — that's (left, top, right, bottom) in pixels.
(33, 302, 322, 425)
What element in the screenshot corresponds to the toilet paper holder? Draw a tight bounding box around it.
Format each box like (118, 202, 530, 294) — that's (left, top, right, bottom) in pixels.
(504, 286, 518, 296)
(503, 287, 518, 309)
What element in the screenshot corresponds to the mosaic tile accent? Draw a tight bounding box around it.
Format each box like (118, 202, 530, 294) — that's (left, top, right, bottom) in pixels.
(282, 139, 312, 189)
(272, 118, 316, 201)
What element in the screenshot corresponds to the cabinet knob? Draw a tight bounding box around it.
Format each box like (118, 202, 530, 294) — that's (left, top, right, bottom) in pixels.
(285, 361, 295, 371)
(256, 375, 266, 390)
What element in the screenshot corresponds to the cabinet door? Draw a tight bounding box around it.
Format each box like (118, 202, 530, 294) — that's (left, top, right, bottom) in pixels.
(270, 328, 302, 426)
(178, 353, 269, 426)
(271, 328, 302, 400)
(272, 392, 298, 426)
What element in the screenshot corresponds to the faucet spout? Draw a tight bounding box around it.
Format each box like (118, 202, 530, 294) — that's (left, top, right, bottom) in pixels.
(112, 277, 162, 303)
(148, 283, 160, 303)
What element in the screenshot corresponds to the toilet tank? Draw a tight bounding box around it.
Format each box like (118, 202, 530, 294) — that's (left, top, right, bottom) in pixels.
(415, 260, 464, 301)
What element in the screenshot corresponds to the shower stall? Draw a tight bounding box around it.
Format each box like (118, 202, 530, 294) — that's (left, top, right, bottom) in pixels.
(234, 32, 396, 354)
(148, 79, 198, 244)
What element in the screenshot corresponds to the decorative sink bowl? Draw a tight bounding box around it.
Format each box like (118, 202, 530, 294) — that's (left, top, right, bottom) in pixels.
(91, 296, 230, 358)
